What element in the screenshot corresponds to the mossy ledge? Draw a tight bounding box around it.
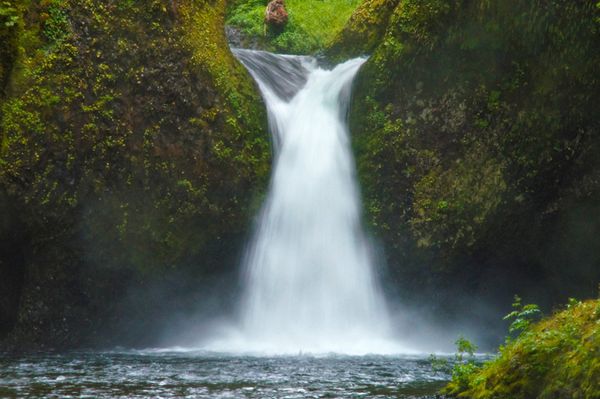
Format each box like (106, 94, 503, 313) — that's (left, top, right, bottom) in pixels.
(444, 299, 600, 399)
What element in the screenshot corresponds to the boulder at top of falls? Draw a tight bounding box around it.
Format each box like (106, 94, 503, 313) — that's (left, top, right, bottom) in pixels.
(265, 0, 288, 27)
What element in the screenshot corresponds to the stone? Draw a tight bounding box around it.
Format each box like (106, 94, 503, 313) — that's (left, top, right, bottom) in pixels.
(265, 0, 288, 27)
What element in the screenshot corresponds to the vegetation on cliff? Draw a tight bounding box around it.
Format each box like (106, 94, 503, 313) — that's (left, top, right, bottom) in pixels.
(329, 0, 600, 317)
(445, 298, 600, 398)
(0, 0, 269, 348)
(328, 2, 600, 389)
(226, 0, 361, 54)
(326, 0, 399, 59)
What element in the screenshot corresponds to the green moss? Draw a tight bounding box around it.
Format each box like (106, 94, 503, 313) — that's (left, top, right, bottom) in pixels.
(0, 0, 270, 269)
(41, 0, 69, 45)
(444, 299, 600, 399)
(326, 0, 400, 60)
(0, 1, 20, 95)
(181, 0, 270, 178)
(0, 0, 271, 346)
(330, 0, 600, 300)
(411, 147, 506, 251)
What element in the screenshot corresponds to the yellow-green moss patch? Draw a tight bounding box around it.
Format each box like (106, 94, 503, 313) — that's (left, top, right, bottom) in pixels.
(445, 299, 600, 399)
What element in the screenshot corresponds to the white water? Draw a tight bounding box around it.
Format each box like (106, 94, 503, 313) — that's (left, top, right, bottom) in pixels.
(207, 49, 405, 355)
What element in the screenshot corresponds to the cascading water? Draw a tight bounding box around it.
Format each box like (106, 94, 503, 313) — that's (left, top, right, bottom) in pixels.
(211, 49, 403, 354)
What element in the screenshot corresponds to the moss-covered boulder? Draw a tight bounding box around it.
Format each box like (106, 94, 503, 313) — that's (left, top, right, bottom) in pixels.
(445, 299, 600, 398)
(326, 0, 400, 60)
(329, 0, 600, 313)
(0, 0, 269, 349)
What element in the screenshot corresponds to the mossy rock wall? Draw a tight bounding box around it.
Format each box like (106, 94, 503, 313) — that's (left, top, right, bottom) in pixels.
(0, 0, 270, 349)
(331, 0, 600, 317)
(445, 299, 600, 398)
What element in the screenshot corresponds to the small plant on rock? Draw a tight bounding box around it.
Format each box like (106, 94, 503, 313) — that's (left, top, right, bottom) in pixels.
(447, 335, 480, 392)
(503, 295, 541, 341)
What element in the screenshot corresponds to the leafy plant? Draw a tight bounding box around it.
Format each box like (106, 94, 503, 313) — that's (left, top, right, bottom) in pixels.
(503, 295, 541, 340)
(443, 299, 600, 398)
(454, 335, 477, 361)
(428, 335, 479, 379)
(446, 335, 480, 393)
(0, 1, 19, 27)
(42, 1, 70, 45)
(428, 353, 450, 374)
(567, 297, 582, 309)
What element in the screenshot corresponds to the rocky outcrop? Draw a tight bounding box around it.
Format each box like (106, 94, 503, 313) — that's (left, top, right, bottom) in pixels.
(0, 0, 269, 350)
(329, 0, 600, 323)
(326, 0, 400, 60)
(264, 0, 288, 27)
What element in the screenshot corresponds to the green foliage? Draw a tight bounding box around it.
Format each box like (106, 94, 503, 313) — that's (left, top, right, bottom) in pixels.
(227, 0, 361, 54)
(428, 353, 450, 375)
(0, 1, 18, 27)
(270, 22, 319, 55)
(567, 297, 582, 309)
(428, 336, 480, 386)
(42, 0, 69, 45)
(444, 299, 600, 398)
(326, 0, 401, 60)
(454, 336, 477, 360)
(503, 295, 541, 339)
(450, 362, 480, 395)
(227, 0, 265, 36)
(451, 336, 480, 391)
(0, 1, 20, 94)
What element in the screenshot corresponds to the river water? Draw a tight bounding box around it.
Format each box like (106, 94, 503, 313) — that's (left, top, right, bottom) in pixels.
(0, 351, 453, 398)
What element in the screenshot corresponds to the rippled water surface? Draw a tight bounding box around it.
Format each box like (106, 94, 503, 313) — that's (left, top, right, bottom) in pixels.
(0, 351, 453, 398)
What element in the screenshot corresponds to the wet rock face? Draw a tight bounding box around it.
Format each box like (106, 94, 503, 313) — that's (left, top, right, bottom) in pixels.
(264, 0, 288, 27)
(226, 25, 265, 50)
(0, 0, 269, 350)
(330, 0, 600, 315)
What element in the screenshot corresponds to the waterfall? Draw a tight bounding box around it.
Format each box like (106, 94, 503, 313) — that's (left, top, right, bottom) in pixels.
(212, 49, 401, 354)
